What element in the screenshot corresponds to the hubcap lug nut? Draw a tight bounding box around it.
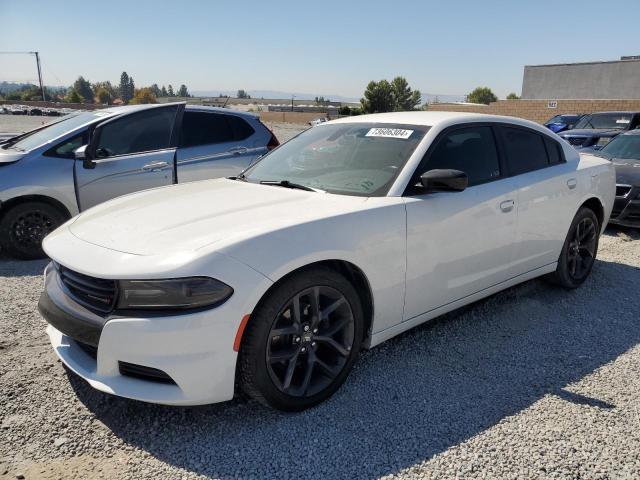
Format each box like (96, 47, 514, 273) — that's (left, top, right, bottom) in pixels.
(301, 347, 306, 352)
(303, 325, 309, 332)
(313, 328, 318, 334)
(311, 342, 316, 347)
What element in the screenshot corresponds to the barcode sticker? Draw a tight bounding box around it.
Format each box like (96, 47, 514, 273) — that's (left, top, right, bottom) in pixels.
(616, 119, 630, 124)
(366, 128, 414, 139)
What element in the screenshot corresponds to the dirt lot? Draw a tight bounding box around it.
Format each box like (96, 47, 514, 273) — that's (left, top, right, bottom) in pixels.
(1, 114, 640, 479)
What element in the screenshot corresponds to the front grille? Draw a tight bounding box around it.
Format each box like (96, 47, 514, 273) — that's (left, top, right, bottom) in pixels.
(566, 136, 587, 147)
(118, 362, 176, 384)
(58, 265, 117, 315)
(616, 185, 632, 198)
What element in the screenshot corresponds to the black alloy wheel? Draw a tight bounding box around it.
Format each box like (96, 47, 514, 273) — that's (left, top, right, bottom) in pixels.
(238, 266, 363, 411)
(266, 286, 355, 398)
(547, 207, 600, 289)
(0, 202, 67, 259)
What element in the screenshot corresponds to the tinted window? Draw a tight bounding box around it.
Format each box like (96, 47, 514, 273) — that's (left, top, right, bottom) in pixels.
(544, 137, 564, 165)
(96, 107, 176, 157)
(227, 115, 255, 140)
(574, 113, 633, 130)
(501, 127, 548, 175)
(180, 112, 235, 148)
(424, 126, 501, 186)
(601, 134, 640, 159)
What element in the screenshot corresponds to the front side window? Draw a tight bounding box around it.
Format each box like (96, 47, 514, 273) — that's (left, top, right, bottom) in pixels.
(95, 107, 177, 158)
(243, 123, 428, 196)
(501, 127, 548, 175)
(574, 113, 632, 130)
(422, 126, 501, 186)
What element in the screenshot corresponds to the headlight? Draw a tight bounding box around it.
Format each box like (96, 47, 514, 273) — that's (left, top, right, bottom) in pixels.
(596, 137, 612, 147)
(117, 277, 233, 310)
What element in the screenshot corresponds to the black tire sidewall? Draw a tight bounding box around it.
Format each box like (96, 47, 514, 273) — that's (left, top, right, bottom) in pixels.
(556, 207, 600, 289)
(0, 202, 66, 260)
(239, 266, 364, 411)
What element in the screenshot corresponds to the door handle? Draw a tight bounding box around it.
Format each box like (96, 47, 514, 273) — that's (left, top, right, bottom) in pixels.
(500, 200, 515, 213)
(567, 178, 577, 189)
(142, 161, 170, 172)
(229, 146, 248, 155)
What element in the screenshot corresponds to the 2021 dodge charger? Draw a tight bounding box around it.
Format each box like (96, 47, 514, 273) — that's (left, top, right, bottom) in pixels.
(38, 112, 615, 411)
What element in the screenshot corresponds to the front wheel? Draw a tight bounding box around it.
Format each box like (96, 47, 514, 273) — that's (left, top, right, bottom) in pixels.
(548, 207, 600, 289)
(0, 202, 67, 260)
(238, 266, 364, 411)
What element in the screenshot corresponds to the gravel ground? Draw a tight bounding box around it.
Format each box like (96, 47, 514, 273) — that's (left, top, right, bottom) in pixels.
(1, 228, 639, 480)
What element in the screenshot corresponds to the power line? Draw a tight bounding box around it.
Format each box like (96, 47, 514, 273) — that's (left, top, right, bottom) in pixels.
(0, 51, 45, 100)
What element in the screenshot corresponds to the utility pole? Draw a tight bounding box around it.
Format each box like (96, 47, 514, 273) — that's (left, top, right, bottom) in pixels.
(0, 51, 46, 101)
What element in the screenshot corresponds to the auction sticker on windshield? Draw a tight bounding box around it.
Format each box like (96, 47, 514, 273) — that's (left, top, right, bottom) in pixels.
(366, 128, 414, 139)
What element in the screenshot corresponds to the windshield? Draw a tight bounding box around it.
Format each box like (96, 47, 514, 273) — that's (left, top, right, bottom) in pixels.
(3, 111, 106, 152)
(601, 134, 640, 160)
(574, 113, 632, 130)
(243, 123, 429, 196)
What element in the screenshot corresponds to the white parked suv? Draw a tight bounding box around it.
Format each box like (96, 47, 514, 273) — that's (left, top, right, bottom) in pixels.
(0, 103, 278, 259)
(38, 112, 615, 411)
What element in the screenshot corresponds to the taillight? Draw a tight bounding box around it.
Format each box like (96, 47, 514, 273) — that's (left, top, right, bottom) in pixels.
(267, 131, 280, 151)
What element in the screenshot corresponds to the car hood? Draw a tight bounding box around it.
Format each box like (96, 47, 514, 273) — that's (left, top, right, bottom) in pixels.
(68, 179, 369, 256)
(560, 129, 621, 138)
(611, 159, 640, 185)
(0, 149, 26, 164)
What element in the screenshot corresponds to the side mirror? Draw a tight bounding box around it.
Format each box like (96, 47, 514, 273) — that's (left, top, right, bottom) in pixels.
(74, 145, 95, 169)
(419, 169, 468, 192)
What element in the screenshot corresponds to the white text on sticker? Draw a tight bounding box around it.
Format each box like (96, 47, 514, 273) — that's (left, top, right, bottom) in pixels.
(366, 128, 414, 139)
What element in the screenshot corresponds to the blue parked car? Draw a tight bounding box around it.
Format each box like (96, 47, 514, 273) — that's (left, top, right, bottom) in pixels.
(558, 111, 640, 150)
(544, 114, 583, 133)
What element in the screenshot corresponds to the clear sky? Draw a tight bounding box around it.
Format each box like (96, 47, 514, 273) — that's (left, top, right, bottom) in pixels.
(1, 0, 639, 100)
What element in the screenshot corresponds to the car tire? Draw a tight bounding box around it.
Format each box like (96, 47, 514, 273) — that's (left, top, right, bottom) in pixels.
(547, 207, 600, 289)
(0, 202, 67, 260)
(238, 266, 364, 411)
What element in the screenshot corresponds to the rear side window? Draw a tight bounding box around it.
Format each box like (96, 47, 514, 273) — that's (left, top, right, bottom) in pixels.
(544, 137, 564, 165)
(227, 115, 255, 141)
(95, 107, 177, 157)
(500, 127, 548, 175)
(424, 126, 501, 186)
(180, 112, 250, 148)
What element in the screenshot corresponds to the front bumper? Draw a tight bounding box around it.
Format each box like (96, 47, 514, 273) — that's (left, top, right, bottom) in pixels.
(39, 258, 271, 406)
(609, 186, 640, 228)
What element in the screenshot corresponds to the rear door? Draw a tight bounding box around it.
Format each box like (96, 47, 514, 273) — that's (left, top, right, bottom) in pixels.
(176, 110, 264, 182)
(75, 104, 181, 211)
(496, 125, 578, 274)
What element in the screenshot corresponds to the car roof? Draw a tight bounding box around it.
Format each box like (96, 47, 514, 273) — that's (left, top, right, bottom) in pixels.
(586, 111, 640, 115)
(617, 129, 640, 136)
(328, 111, 550, 132)
(185, 105, 258, 119)
(97, 103, 258, 120)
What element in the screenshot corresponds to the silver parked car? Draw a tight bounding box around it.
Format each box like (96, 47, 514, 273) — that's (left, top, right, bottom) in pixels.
(0, 103, 279, 259)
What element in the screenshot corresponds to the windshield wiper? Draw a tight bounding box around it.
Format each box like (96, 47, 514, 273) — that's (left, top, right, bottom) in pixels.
(227, 172, 248, 181)
(259, 180, 324, 192)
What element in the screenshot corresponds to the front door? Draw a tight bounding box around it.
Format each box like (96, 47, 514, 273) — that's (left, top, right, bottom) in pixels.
(75, 105, 180, 211)
(403, 124, 519, 321)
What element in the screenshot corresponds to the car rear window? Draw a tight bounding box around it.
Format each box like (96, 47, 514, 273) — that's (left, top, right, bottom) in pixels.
(180, 112, 255, 148)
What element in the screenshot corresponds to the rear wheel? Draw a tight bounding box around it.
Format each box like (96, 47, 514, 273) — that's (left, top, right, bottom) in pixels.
(548, 207, 600, 289)
(0, 202, 67, 259)
(238, 266, 363, 411)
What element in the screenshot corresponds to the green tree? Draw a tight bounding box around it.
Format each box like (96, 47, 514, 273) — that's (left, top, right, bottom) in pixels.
(506, 92, 520, 100)
(128, 77, 135, 101)
(360, 80, 395, 113)
(150, 84, 161, 97)
(237, 89, 249, 99)
(391, 76, 421, 111)
(467, 86, 498, 105)
(119, 72, 132, 103)
(65, 88, 83, 104)
(73, 76, 94, 103)
(167, 84, 174, 97)
(160, 85, 168, 97)
(95, 87, 112, 104)
(177, 84, 189, 97)
(129, 88, 158, 104)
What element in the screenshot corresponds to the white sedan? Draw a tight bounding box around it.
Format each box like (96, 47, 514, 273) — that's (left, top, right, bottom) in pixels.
(38, 112, 615, 411)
